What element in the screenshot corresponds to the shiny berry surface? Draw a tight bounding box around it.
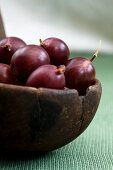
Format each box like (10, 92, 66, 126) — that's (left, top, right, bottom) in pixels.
(40, 37, 70, 66)
(65, 57, 96, 95)
(11, 45, 50, 83)
(26, 65, 65, 89)
(0, 36, 26, 64)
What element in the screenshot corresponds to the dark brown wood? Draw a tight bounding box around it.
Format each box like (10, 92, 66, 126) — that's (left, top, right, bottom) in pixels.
(0, 11, 6, 39)
(0, 79, 102, 153)
(78, 79, 102, 135)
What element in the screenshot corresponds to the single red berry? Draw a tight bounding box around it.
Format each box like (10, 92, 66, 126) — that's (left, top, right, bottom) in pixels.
(65, 57, 96, 95)
(65, 40, 101, 95)
(10, 45, 50, 83)
(40, 37, 70, 66)
(0, 36, 26, 64)
(26, 64, 66, 89)
(0, 63, 18, 85)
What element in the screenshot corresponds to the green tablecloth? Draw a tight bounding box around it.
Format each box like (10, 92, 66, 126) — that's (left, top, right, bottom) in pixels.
(0, 53, 113, 170)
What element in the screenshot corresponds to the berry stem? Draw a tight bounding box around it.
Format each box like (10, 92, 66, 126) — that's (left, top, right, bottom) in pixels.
(39, 39, 44, 46)
(56, 65, 65, 74)
(1, 44, 11, 51)
(90, 40, 102, 62)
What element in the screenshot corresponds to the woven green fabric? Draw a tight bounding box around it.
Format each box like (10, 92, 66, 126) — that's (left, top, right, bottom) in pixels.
(0, 53, 113, 170)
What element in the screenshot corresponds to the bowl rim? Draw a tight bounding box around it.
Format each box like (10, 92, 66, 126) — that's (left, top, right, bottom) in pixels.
(0, 79, 100, 95)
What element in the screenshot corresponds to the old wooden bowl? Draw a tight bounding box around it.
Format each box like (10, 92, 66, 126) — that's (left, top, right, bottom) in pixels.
(0, 79, 102, 153)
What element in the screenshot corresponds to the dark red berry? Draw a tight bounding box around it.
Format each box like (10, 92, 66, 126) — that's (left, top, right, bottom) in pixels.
(0, 36, 26, 64)
(40, 37, 70, 66)
(10, 45, 50, 83)
(0, 63, 18, 85)
(26, 65, 66, 89)
(65, 57, 96, 95)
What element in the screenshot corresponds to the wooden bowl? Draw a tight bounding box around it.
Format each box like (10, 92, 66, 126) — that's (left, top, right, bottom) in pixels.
(0, 79, 102, 153)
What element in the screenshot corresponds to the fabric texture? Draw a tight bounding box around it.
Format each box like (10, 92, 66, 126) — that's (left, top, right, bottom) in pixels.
(0, 53, 113, 170)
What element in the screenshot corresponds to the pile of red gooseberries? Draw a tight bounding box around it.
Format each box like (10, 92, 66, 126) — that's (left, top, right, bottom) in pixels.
(0, 36, 100, 95)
